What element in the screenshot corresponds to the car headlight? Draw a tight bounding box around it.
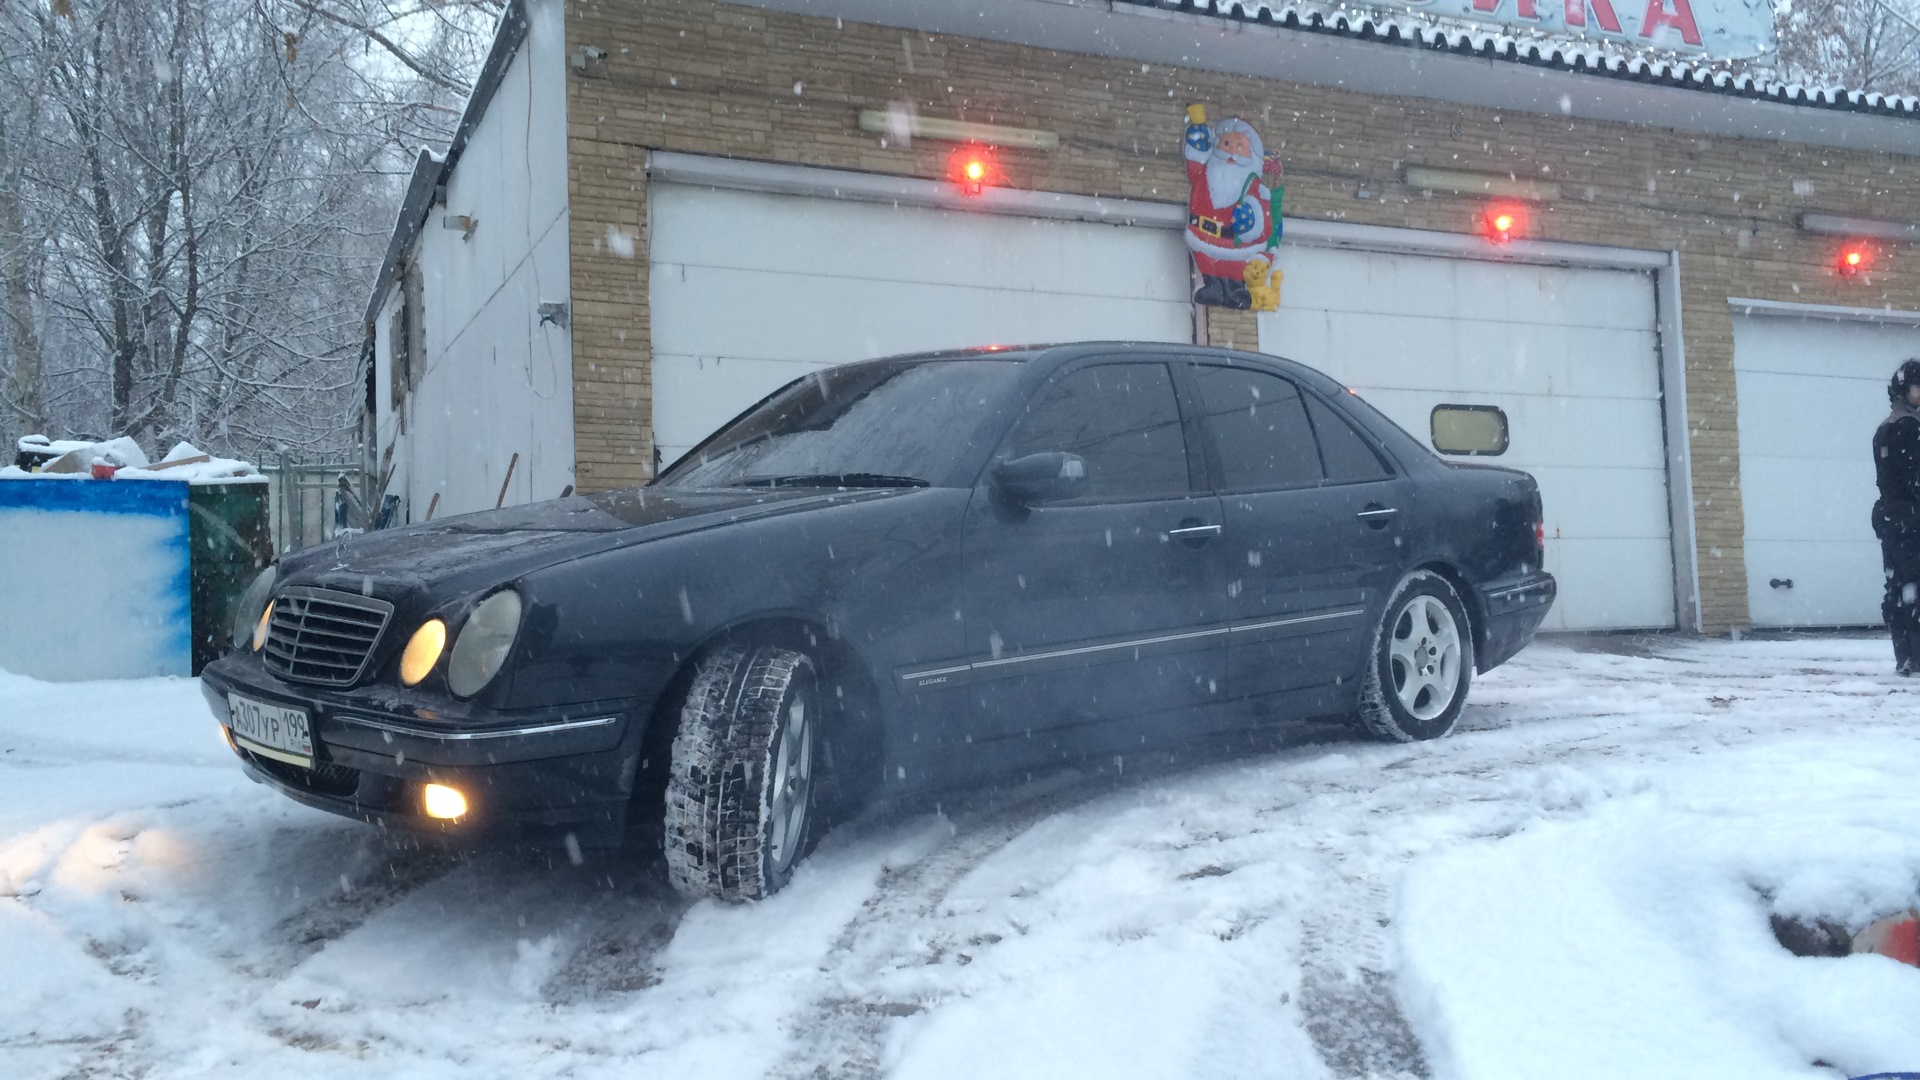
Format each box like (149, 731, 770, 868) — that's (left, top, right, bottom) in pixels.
(400, 619, 447, 686)
(231, 566, 277, 652)
(447, 590, 522, 697)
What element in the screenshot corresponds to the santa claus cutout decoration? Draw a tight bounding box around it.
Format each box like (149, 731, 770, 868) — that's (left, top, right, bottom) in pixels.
(1183, 104, 1283, 312)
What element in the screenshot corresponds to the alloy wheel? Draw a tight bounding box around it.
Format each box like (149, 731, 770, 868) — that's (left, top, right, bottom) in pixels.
(1388, 594, 1462, 721)
(767, 694, 813, 874)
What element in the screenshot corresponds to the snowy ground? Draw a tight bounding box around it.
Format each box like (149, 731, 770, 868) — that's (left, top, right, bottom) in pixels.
(3, 637, 1919, 1080)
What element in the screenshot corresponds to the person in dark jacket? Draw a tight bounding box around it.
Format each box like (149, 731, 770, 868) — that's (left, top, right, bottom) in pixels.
(1872, 358, 1920, 673)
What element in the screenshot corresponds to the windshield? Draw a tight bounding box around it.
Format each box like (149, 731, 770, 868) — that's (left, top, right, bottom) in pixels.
(656, 359, 1023, 489)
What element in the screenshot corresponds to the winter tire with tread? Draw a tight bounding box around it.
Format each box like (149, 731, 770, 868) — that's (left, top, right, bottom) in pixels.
(663, 644, 819, 902)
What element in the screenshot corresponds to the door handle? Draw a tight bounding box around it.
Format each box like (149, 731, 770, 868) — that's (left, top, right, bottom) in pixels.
(1166, 523, 1223, 540)
(1356, 506, 1399, 526)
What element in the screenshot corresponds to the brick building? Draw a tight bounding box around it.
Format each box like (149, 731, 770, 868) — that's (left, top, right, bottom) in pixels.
(362, 0, 1920, 634)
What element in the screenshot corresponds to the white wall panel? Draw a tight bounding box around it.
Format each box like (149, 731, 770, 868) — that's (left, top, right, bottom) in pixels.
(400, 0, 572, 520)
(1262, 247, 1671, 630)
(1734, 312, 1920, 627)
(648, 184, 1192, 465)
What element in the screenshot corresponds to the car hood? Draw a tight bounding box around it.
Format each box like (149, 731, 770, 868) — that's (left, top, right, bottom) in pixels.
(277, 486, 906, 597)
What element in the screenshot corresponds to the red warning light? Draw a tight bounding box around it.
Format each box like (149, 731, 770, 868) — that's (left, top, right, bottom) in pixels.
(1839, 243, 1873, 277)
(948, 145, 1000, 197)
(1483, 203, 1526, 245)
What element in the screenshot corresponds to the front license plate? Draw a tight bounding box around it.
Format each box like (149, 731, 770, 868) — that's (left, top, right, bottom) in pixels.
(227, 693, 313, 767)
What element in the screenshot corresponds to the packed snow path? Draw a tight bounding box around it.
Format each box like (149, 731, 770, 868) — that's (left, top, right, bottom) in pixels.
(3, 638, 1918, 1080)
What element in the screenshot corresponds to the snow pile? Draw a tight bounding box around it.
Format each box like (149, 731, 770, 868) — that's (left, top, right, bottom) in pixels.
(3, 439, 260, 484)
(1399, 732, 1920, 1078)
(117, 441, 264, 485)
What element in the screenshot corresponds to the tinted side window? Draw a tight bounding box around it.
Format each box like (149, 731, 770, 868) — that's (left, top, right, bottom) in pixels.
(1006, 363, 1188, 498)
(1306, 394, 1393, 482)
(1193, 365, 1322, 491)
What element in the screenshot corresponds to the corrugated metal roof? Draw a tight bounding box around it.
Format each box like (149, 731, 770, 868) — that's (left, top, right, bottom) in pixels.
(1119, 0, 1920, 118)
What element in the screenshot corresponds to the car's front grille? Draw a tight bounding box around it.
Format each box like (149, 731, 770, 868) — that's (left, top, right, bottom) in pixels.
(262, 586, 394, 686)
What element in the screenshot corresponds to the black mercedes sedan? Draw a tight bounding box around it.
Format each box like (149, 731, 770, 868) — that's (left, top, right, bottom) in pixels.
(201, 343, 1554, 901)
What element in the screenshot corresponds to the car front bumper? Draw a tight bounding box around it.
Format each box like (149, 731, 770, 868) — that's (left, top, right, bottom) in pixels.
(200, 655, 648, 848)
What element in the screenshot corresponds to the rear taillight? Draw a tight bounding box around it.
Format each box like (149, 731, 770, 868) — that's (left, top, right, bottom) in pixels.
(1534, 520, 1545, 550)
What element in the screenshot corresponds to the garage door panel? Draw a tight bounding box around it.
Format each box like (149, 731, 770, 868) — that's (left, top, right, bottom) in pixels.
(1524, 465, 1673, 541)
(1732, 314, 1920, 379)
(1276, 250, 1654, 332)
(1272, 248, 1461, 319)
(1744, 539, 1882, 626)
(1357, 389, 1666, 471)
(1558, 329, 1663, 399)
(1449, 260, 1655, 330)
(1735, 369, 1887, 463)
(1541, 537, 1676, 630)
(651, 187, 1188, 302)
(1504, 396, 1667, 470)
(1738, 455, 1875, 543)
(1260, 311, 1333, 371)
(1301, 317, 1657, 402)
(1536, 266, 1658, 331)
(1734, 313, 1920, 627)
(655, 264, 1191, 364)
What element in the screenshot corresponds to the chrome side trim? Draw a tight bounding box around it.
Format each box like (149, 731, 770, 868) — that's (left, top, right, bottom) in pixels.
(1228, 609, 1367, 634)
(337, 714, 620, 741)
(898, 663, 973, 682)
(970, 625, 1232, 671)
(900, 607, 1367, 687)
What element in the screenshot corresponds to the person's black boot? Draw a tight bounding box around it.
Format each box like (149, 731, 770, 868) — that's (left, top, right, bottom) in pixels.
(1192, 277, 1229, 307)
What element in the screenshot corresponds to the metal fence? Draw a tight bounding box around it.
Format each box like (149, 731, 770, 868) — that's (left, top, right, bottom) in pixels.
(260, 455, 372, 554)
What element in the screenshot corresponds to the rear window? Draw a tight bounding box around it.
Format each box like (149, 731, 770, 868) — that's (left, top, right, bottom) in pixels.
(1305, 395, 1393, 482)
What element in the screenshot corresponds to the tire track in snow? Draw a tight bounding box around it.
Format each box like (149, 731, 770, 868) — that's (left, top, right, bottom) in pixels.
(770, 769, 1166, 1080)
(248, 832, 464, 979)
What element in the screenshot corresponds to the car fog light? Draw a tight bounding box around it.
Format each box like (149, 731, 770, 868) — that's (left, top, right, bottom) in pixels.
(217, 724, 235, 751)
(400, 619, 447, 686)
(422, 783, 467, 820)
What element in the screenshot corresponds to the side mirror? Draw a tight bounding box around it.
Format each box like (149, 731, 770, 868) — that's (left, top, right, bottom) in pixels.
(992, 451, 1087, 507)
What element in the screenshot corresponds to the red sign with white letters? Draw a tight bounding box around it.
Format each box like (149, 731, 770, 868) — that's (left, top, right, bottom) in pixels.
(1381, 0, 1770, 57)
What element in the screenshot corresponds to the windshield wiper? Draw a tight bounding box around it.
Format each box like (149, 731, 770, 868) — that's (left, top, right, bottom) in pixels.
(733, 473, 930, 489)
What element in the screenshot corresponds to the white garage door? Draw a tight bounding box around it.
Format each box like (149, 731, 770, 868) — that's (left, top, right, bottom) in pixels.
(648, 184, 1194, 465)
(1734, 312, 1920, 627)
(1258, 247, 1672, 631)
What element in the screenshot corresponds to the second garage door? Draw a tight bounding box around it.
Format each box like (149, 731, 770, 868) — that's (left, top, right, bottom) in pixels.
(1258, 246, 1673, 631)
(1734, 311, 1920, 627)
(647, 184, 1194, 466)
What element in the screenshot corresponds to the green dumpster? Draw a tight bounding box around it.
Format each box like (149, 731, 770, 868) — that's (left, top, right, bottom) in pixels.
(189, 482, 273, 674)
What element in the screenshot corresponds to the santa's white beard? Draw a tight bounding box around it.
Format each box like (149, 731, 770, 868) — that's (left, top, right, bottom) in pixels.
(1206, 153, 1258, 210)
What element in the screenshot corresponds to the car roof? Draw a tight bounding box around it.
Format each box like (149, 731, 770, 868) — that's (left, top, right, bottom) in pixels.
(861, 341, 1290, 367)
